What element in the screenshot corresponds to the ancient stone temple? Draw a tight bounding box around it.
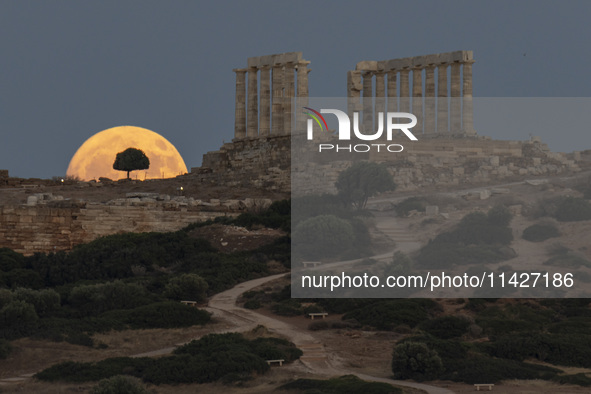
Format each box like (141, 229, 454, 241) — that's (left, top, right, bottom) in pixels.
(193, 50, 580, 194)
(348, 50, 475, 136)
(232, 52, 310, 139)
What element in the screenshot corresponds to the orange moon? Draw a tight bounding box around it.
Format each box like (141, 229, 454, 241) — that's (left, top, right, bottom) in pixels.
(66, 126, 188, 181)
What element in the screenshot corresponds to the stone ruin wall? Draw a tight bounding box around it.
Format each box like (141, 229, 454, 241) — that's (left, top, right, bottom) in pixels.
(192, 50, 583, 196)
(0, 193, 273, 255)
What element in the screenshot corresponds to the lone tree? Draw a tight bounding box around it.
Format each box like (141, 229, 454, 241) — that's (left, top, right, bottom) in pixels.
(113, 147, 150, 180)
(336, 161, 396, 210)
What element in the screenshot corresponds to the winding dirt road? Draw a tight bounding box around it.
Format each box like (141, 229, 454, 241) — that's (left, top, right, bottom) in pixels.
(206, 273, 455, 394)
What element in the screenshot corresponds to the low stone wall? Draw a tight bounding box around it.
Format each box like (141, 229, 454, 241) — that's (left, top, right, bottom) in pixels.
(0, 194, 271, 255)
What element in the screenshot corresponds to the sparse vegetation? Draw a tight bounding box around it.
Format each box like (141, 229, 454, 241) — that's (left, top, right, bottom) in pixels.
(336, 161, 396, 210)
(281, 375, 402, 394)
(522, 223, 560, 242)
(36, 333, 301, 385)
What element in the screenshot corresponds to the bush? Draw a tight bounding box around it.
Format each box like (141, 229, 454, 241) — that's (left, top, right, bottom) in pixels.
(244, 299, 261, 309)
(391, 341, 444, 381)
(0, 300, 38, 339)
(68, 281, 151, 315)
(419, 316, 470, 339)
(555, 197, 591, 221)
(336, 161, 396, 210)
(91, 375, 149, 394)
(12, 288, 61, 317)
(522, 223, 560, 242)
(395, 197, 427, 217)
(0, 338, 12, 359)
(163, 274, 208, 302)
(104, 301, 211, 329)
(280, 375, 402, 393)
(487, 204, 513, 226)
(292, 215, 355, 260)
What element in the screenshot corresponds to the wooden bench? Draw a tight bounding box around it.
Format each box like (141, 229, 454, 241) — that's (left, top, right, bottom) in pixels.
(180, 300, 197, 307)
(474, 384, 494, 391)
(302, 261, 322, 268)
(308, 312, 328, 320)
(266, 359, 284, 366)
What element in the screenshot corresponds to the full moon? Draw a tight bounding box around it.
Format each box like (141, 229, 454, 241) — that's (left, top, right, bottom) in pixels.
(66, 126, 188, 181)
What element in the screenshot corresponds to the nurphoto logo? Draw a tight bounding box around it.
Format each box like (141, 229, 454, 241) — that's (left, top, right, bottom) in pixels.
(303, 107, 418, 153)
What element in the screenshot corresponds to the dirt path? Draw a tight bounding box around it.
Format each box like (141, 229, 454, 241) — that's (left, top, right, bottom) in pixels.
(205, 274, 455, 394)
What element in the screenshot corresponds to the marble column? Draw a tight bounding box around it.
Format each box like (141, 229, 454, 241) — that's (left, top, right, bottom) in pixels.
(437, 63, 448, 133)
(424, 65, 436, 133)
(347, 71, 363, 128)
(283, 63, 295, 135)
(362, 71, 374, 132)
(375, 71, 385, 131)
(450, 62, 461, 132)
(259, 66, 271, 136)
(247, 68, 259, 138)
(271, 65, 284, 135)
(412, 67, 423, 134)
(399, 69, 410, 113)
(462, 61, 475, 135)
(387, 71, 398, 113)
(233, 69, 246, 139)
(296, 61, 310, 132)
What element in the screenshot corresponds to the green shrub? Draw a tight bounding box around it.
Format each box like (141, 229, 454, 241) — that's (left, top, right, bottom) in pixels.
(0, 338, 12, 359)
(91, 375, 149, 394)
(104, 301, 210, 329)
(12, 288, 61, 317)
(395, 197, 427, 217)
(292, 215, 355, 260)
(280, 375, 402, 394)
(522, 223, 560, 242)
(391, 341, 444, 381)
(342, 299, 440, 330)
(243, 299, 261, 309)
(0, 300, 38, 339)
(271, 300, 302, 316)
(555, 197, 591, 221)
(163, 273, 208, 302)
(68, 281, 151, 315)
(487, 204, 513, 226)
(419, 316, 470, 339)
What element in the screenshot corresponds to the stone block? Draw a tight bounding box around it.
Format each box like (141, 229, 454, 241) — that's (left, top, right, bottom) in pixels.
(532, 158, 541, 166)
(490, 156, 500, 166)
(27, 196, 38, 206)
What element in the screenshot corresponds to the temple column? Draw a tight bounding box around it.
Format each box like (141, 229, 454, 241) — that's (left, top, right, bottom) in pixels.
(247, 67, 258, 138)
(233, 69, 246, 139)
(424, 65, 436, 133)
(296, 61, 310, 132)
(374, 71, 385, 130)
(387, 71, 398, 113)
(437, 63, 448, 133)
(271, 65, 284, 135)
(362, 71, 374, 132)
(347, 71, 362, 129)
(450, 62, 461, 132)
(283, 63, 295, 135)
(412, 67, 423, 134)
(399, 69, 410, 113)
(259, 66, 271, 136)
(462, 60, 475, 135)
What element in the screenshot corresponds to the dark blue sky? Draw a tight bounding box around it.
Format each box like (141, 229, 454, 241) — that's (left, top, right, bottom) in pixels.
(1, 1, 590, 178)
